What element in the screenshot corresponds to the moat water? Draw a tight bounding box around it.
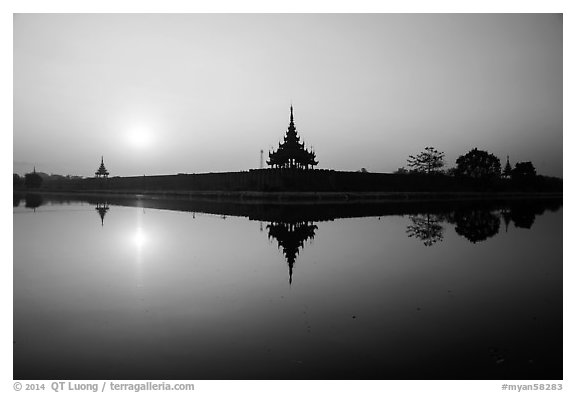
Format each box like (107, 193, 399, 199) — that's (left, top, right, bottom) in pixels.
(13, 193, 562, 379)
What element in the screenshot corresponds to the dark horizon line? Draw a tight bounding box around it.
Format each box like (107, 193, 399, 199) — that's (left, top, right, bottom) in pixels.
(13, 167, 565, 180)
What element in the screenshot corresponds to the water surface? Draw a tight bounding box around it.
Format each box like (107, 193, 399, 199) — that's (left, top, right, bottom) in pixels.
(13, 194, 562, 379)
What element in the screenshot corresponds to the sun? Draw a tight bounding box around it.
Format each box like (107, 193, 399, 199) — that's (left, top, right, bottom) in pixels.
(125, 125, 154, 149)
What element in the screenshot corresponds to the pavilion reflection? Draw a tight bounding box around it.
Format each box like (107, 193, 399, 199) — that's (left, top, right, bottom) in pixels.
(266, 221, 318, 285)
(95, 201, 110, 226)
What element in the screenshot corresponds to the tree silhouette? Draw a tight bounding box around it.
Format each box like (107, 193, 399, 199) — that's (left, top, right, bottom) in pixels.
(406, 213, 445, 246)
(511, 161, 537, 180)
(455, 148, 501, 180)
(24, 172, 43, 188)
(14, 174, 22, 187)
(407, 147, 445, 174)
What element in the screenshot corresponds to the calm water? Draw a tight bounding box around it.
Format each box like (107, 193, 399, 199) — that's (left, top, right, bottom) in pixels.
(13, 193, 562, 380)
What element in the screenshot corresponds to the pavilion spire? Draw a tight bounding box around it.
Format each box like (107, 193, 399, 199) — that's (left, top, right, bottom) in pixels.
(95, 156, 109, 178)
(266, 105, 318, 169)
(503, 155, 512, 179)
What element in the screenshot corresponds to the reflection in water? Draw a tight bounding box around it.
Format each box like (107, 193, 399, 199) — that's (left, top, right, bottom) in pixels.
(24, 194, 43, 210)
(452, 209, 501, 244)
(134, 208, 146, 289)
(509, 208, 536, 229)
(504, 201, 549, 229)
(17, 191, 562, 252)
(406, 213, 444, 246)
(13, 193, 562, 380)
(404, 200, 561, 246)
(133, 226, 146, 248)
(14, 193, 23, 207)
(95, 201, 110, 226)
(267, 221, 318, 284)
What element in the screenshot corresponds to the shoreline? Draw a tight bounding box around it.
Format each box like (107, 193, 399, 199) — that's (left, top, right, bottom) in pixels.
(14, 188, 563, 204)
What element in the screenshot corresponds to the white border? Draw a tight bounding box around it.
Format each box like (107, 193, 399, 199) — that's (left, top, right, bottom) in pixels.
(4, 2, 571, 393)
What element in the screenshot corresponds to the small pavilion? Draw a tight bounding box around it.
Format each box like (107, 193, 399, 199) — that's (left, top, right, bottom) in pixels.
(502, 156, 512, 179)
(95, 156, 109, 178)
(267, 106, 318, 169)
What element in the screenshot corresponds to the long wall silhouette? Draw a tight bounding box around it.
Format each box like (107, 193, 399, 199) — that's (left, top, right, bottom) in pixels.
(34, 168, 562, 193)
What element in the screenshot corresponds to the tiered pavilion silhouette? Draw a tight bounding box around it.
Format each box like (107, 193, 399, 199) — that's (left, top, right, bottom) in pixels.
(267, 106, 318, 169)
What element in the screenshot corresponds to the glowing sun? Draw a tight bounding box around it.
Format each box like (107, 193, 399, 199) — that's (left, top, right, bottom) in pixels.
(125, 126, 154, 149)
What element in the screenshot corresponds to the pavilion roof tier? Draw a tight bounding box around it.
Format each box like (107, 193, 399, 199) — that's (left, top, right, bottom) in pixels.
(95, 156, 109, 178)
(267, 106, 318, 169)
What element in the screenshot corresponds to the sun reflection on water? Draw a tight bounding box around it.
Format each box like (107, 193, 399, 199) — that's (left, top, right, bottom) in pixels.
(133, 227, 146, 248)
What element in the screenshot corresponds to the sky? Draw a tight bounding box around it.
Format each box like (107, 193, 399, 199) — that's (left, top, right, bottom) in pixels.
(13, 13, 563, 177)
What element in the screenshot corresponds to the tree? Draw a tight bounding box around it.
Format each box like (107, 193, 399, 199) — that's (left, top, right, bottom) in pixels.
(24, 172, 43, 188)
(13, 173, 22, 187)
(407, 147, 445, 174)
(455, 148, 501, 179)
(511, 161, 536, 180)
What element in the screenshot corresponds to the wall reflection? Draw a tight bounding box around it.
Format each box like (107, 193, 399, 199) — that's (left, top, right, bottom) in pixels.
(15, 192, 562, 255)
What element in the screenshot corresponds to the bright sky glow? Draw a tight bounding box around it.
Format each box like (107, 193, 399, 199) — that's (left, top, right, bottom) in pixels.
(13, 14, 563, 177)
(125, 125, 154, 150)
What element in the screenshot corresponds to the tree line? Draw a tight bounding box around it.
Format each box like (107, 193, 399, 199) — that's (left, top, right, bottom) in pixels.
(13, 172, 43, 188)
(397, 146, 539, 181)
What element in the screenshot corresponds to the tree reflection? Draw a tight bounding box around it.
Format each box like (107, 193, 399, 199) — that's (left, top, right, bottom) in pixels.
(507, 208, 536, 229)
(24, 194, 44, 210)
(406, 214, 444, 246)
(508, 202, 546, 229)
(452, 209, 501, 243)
(267, 221, 318, 285)
(14, 193, 23, 207)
